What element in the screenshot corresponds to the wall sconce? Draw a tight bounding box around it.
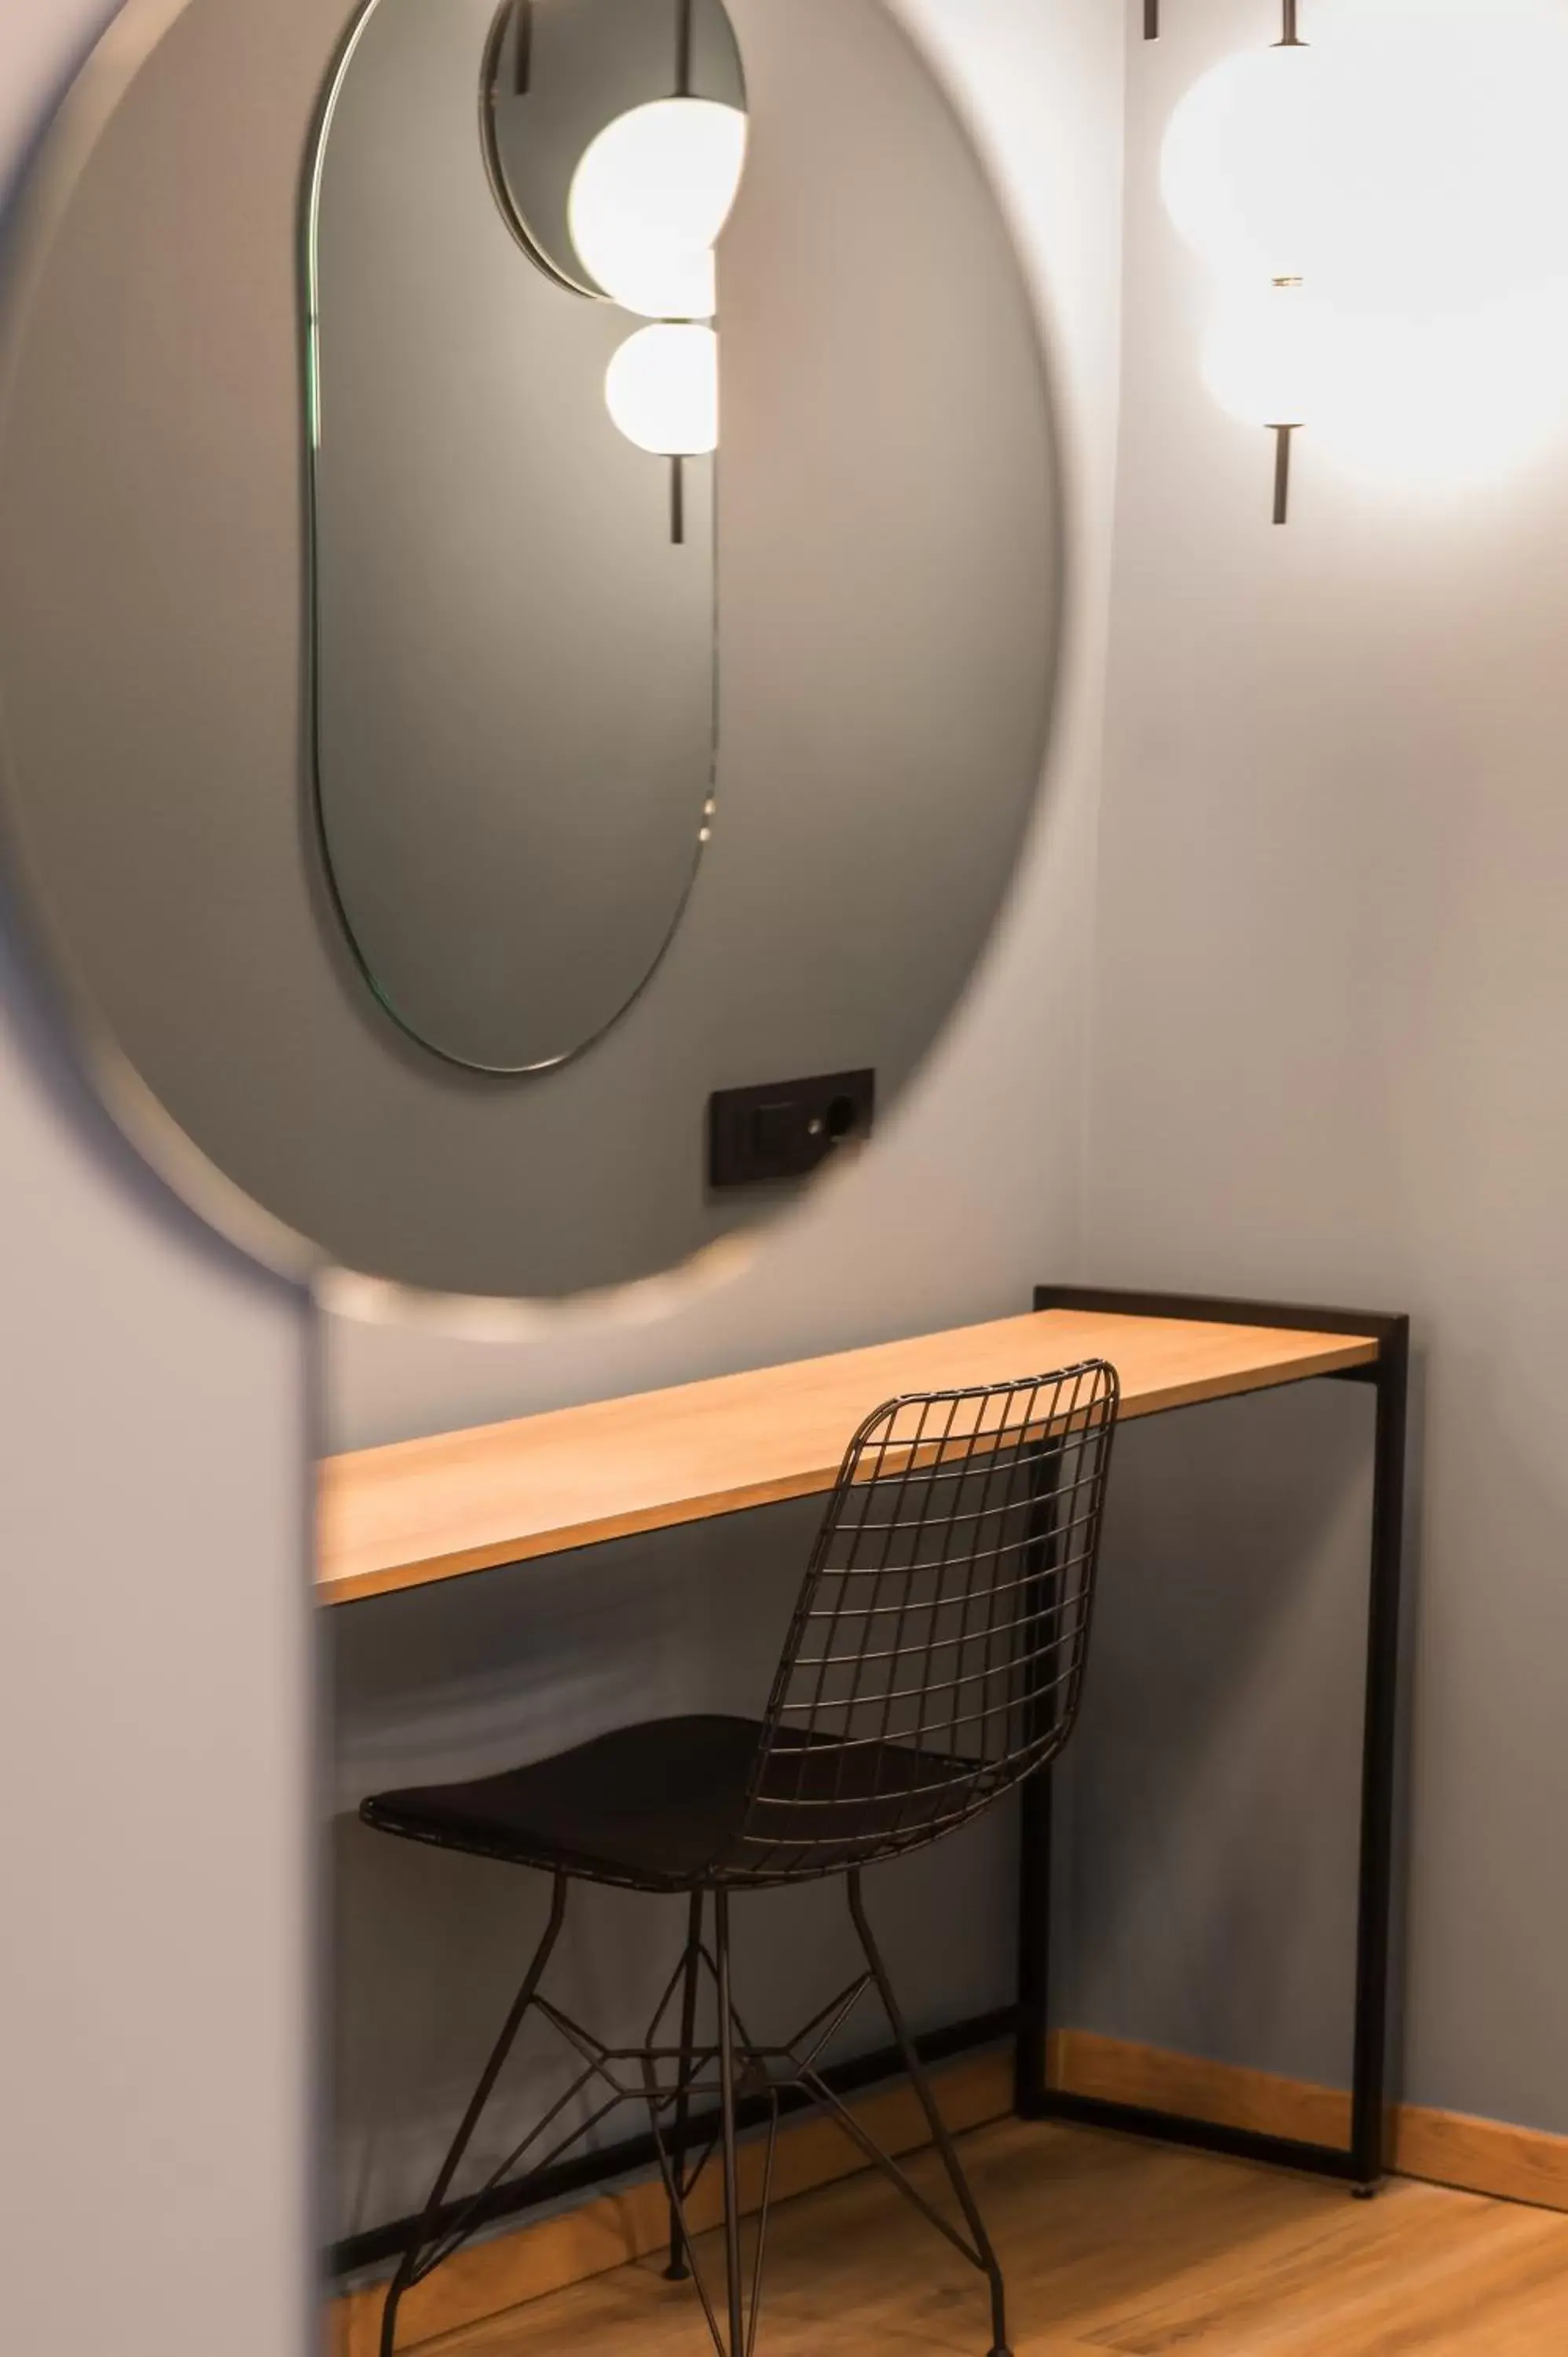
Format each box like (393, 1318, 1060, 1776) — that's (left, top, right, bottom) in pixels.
(1156, 0, 1568, 515)
(1202, 277, 1313, 522)
(1161, 0, 1315, 521)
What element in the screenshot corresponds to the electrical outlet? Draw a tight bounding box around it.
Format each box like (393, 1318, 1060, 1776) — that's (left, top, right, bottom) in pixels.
(708, 1069, 875, 1189)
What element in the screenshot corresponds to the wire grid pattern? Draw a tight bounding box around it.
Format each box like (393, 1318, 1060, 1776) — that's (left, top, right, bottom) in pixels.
(729, 1360, 1119, 1882)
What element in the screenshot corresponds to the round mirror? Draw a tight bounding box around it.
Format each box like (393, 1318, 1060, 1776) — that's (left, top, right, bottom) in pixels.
(0, 0, 1064, 1305)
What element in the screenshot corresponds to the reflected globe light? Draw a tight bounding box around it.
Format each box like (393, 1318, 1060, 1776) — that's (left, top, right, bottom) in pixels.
(569, 97, 748, 321)
(1165, 0, 1568, 493)
(582, 225, 716, 327)
(606, 322, 720, 456)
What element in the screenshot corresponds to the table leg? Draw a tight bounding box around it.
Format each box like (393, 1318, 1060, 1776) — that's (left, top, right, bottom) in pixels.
(1017, 1287, 1410, 2188)
(1014, 1766, 1053, 2117)
(1348, 1322, 1409, 2190)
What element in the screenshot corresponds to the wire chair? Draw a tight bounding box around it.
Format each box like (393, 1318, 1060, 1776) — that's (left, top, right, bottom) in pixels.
(361, 1359, 1119, 2357)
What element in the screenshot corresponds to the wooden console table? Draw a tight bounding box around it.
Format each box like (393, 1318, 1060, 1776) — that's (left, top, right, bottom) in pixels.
(319, 1284, 1409, 2215)
(319, 1303, 1379, 1609)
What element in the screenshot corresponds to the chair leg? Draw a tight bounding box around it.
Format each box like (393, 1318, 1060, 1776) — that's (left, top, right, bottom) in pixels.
(379, 1874, 569, 2357)
(665, 1889, 705, 2281)
(715, 1888, 747, 2357)
(848, 1871, 1011, 2357)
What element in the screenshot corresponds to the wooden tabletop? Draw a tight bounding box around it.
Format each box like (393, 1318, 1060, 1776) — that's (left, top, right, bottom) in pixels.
(317, 1307, 1379, 1609)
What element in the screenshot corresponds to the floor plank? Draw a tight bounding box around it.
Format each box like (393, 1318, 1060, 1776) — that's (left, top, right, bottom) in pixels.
(405, 2120, 1568, 2356)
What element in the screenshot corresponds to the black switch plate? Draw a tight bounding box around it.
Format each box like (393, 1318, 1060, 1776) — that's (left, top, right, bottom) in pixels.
(708, 1069, 875, 1189)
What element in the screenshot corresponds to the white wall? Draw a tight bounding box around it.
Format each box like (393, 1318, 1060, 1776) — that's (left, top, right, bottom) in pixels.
(1086, 0, 1568, 2133)
(0, 20, 314, 2355)
(326, 0, 1128, 1452)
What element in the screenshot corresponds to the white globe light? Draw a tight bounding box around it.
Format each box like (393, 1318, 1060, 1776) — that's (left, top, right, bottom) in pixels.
(1169, 0, 1568, 493)
(1164, 2, 1568, 311)
(1203, 283, 1568, 494)
(1161, 43, 1328, 285)
(1202, 280, 1326, 430)
(570, 98, 748, 320)
(605, 322, 719, 456)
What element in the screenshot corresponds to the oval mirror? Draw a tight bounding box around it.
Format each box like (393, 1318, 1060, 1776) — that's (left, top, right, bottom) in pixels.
(309, 0, 747, 1073)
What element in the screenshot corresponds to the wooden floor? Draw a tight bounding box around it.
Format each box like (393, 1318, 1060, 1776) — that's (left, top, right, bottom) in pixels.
(412, 2120, 1568, 2356)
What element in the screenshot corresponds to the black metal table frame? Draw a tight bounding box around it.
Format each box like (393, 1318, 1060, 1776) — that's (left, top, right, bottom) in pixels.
(1016, 1282, 1410, 2195)
(331, 1277, 1409, 2284)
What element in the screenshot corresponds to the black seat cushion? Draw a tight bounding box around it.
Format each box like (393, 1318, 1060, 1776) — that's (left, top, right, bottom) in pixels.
(361, 1714, 977, 1892)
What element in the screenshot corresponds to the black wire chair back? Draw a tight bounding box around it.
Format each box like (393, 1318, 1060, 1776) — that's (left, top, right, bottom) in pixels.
(731, 1359, 1119, 1882)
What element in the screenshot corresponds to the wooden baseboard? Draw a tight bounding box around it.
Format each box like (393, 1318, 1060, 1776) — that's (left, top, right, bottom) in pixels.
(1391, 2102, 1568, 2215)
(329, 2047, 1014, 2356)
(329, 2031, 1568, 2354)
(1050, 2029, 1568, 2216)
(1050, 2026, 1352, 2146)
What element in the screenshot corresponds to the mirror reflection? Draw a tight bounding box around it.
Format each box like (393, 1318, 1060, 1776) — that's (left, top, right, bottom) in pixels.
(309, 0, 747, 1073)
(485, 0, 746, 304)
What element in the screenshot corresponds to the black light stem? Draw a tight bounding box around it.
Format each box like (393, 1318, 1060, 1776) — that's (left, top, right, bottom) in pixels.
(672, 3, 696, 547)
(1146, 0, 1302, 41)
(514, 0, 533, 94)
(1269, 423, 1295, 526)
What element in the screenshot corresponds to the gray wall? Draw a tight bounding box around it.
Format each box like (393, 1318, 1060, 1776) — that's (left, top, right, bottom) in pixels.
(0, 18, 313, 2357)
(327, 0, 1130, 2246)
(1081, 0, 1568, 2135)
(1054, 1384, 1372, 2095)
